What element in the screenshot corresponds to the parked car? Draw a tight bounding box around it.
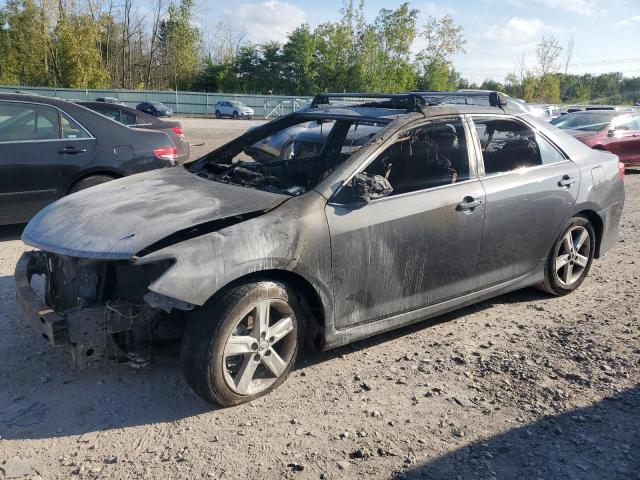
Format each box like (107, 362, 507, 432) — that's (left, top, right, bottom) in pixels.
(529, 104, 561, 120)
(16, 92, 624, 407)
(79, 101, 188, 162)
(95, 97, 124, 105)
(215, 101, 254, 119)
(136, 101, 173, 117)
(0, 93, 179, 225)
(551, 111, 640, 167)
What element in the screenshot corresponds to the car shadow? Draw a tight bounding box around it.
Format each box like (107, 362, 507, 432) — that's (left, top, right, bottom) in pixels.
(0, 224, 25, 241)
(0, 273, 549, 441)
(390, 384, 640, 480)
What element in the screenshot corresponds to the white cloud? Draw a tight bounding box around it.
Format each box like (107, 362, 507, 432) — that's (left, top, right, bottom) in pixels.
(484, 17, 546, 45)
(536, 0, 598, 16)
(422, 2, 456, 17)
(615, 15, 640, 26)
(222, 0, 306, 44)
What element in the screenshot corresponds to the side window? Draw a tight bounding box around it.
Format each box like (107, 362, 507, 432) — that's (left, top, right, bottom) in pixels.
(363, 117, 471, 196)
(93, 105, 119, 122)
(611, 115, 635, 131)
(0, 102, 60, 141)
(120, 110, 137, 125)
(536, 134, 566, 165)
(61, 114, 90, 139)
(472, 117, 543, 175)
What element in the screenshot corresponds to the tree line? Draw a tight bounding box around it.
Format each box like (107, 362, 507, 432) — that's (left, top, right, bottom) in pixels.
(0, 0, 638, 105)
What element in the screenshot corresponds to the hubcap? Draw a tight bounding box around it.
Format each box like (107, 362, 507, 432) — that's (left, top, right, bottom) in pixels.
(555, 225, 590, 286)
(222, 299, 296, 396)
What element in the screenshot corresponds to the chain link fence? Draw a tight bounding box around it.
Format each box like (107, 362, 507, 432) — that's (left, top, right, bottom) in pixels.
(0, 85, 312, 118)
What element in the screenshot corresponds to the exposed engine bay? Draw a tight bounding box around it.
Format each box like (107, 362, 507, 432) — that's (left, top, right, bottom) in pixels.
(21, 251, 187, 368)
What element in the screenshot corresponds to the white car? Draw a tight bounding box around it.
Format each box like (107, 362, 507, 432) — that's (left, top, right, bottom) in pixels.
(214, 101, 254, 119)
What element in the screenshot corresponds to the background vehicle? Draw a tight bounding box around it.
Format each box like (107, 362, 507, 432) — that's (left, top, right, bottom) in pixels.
(80, 101, 189, 162)
(16, 93, 624, 407)
(136, 101, 173, 117)
(0, 93, 178, 225)
(215, 101, 254, 119)
(95, 97, 124, 105)
(552, 111, 640, 167)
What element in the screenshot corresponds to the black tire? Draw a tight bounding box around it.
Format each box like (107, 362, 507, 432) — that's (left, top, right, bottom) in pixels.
(180, 280, 304, 407)
(215, 110, 221, 119)
(68, 174, 116, 194)
(536, 216, 596, 296)
(232, 111, 239, 119)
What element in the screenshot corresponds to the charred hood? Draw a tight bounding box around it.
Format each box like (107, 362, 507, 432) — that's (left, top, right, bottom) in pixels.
(22, 167, 290, 260)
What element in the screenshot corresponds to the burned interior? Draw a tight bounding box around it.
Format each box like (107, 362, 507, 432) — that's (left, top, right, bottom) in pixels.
(190, 114, 388, 196)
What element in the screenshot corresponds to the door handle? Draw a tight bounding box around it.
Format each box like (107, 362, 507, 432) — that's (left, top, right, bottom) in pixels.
(456, 197, 482, 212)
(558, 175, 575, 187)
(58, 146, 87, 155)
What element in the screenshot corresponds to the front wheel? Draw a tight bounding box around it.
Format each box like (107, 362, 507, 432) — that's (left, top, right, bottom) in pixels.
(180, 281, 303, 407)
(232, 111, 239, 119)
(215, 110, 221, 119)
(537, 216, 596, 295)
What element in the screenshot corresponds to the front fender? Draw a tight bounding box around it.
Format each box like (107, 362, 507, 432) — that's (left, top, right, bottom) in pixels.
(136, 192, 333, 315)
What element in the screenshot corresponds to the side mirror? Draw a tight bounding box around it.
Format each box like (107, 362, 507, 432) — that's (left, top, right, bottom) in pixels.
(349, 173, 393, 204)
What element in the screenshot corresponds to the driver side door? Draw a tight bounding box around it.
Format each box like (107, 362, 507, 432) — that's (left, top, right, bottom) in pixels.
(325, 117, 486, 329)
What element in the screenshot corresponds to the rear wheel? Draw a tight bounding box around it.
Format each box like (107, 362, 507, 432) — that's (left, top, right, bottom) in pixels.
(537, 216, 596, 295)
(180, 280, 302, 407)
(215, 110, 221, 119)
(68, 174, 116, 194)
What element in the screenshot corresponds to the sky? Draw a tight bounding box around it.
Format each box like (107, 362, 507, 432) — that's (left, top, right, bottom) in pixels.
(201, 0, 640, 84)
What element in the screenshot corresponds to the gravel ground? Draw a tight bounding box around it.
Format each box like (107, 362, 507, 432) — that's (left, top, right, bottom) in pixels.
(0, 118, 638, 480)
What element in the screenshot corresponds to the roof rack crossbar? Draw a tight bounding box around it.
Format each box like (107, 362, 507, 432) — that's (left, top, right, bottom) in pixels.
(310, 92, 426, 111)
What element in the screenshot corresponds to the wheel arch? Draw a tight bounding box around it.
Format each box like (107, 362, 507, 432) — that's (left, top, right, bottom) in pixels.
(574, 209, 604, 258)
(65, 169, 125, 195)
(208, 269, 327, 350)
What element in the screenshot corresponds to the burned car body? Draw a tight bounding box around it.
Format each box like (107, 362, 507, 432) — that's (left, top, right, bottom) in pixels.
(16, 93, 625, 406)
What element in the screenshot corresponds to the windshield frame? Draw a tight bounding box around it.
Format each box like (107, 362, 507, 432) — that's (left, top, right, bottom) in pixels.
(188, 112, 393, 196)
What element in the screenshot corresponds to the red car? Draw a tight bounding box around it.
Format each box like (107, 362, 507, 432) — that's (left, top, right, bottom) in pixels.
(552, 111, 640, 167)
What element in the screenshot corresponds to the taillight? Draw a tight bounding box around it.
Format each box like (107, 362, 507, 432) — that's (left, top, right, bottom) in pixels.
(171, 126, 185, 138)
(154, 146, 178, 163)
(618, 161, 625, 178)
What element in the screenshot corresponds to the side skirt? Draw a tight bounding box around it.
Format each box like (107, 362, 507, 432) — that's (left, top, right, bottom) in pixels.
(321, 268, 545, 351)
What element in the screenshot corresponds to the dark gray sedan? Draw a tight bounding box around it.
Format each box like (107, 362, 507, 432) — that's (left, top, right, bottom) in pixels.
(16, 93, 624, 407)
(0, 93, 179, 225)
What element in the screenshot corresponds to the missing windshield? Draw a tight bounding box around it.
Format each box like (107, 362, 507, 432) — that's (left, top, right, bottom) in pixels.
(192, 117, 385, 196)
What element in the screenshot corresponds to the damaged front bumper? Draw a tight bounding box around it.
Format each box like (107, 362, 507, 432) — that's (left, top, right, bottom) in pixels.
(15, 251, 187, 368)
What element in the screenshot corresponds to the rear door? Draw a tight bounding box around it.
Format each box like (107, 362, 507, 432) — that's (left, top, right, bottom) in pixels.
(0, 101, 96, 223)
(327, 116, 486, 329)
(469, 115, 580, 288)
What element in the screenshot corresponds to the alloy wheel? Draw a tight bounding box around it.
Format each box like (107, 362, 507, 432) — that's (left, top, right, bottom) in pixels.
(222, 299, 296, 396)
(555, 225, 591, 286)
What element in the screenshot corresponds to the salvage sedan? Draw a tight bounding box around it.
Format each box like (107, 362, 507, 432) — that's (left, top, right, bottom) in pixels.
(16, 93, 625, 407)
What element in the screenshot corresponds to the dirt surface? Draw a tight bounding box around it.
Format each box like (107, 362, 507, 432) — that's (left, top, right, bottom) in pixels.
(1, 118, 638, 480)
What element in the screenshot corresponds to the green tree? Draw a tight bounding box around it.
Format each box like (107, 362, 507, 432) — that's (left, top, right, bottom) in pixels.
(53, 13, 110, 88)
(159, 0, 201, 89)
(415, 15, 466, 91)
